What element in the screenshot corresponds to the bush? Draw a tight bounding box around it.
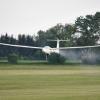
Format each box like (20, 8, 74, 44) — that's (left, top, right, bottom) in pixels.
(8, 53, 18, 64)
(48, 53, 66, 64)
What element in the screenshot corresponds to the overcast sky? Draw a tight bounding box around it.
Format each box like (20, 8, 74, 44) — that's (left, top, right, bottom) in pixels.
(0, 0, 100, 37)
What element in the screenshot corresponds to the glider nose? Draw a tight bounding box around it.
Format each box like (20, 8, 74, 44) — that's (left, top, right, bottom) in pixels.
(42, 46, 51, 54)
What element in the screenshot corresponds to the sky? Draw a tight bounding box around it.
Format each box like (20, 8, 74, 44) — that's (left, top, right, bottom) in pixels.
(0, 0, 100, 37)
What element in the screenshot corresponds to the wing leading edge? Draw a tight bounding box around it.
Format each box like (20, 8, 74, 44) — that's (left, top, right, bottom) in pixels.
(59, 45, 100, 49)
(0, 42, 100, 50)
(0, 43, 42, 49)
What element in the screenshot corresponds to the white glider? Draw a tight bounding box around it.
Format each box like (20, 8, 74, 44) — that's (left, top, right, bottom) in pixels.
(0, 39, 100, 54)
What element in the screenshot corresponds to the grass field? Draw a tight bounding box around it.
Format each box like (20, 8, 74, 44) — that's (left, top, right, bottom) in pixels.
(0, 62, 100, 100)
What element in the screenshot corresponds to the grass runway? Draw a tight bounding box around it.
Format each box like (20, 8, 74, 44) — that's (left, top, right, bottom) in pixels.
(0, 63, 100, 100)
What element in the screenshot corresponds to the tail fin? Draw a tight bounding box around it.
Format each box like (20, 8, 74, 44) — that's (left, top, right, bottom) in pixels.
(47, 39, 69, 49)
(57, 39, 60, 49)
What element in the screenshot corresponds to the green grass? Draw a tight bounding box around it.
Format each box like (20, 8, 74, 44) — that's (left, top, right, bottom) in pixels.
(0, 62, 100, 100)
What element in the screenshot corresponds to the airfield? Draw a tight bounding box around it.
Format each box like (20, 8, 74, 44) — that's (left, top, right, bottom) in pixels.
(0, 61, 100, 100)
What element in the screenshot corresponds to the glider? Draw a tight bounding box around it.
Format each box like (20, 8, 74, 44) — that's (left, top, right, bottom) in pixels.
(0, 39, 100, 54)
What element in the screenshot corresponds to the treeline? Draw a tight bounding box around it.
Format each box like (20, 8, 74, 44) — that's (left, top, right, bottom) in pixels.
(0, 34, 37, 59)
(0, 12, 100, 59)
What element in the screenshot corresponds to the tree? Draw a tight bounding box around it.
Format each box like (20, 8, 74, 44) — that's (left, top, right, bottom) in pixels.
(17, 34, 36, 58)
(8, 53, 18, 64)
(36, 30, 47, 47)
(48, 53, 66, 64)
(0, 33, 17, 57)
(36, 24, 76, 48)
(75, 12, 100, 46)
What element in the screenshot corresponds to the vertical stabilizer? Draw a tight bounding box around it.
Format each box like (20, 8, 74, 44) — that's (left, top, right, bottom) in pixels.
(57, 39, 60, 49)
(56, 39, 60, 53)
(47, 39, 69, 54)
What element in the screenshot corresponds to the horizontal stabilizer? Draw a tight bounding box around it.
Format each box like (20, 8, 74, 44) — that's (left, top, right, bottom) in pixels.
(47, 39, 69, 42)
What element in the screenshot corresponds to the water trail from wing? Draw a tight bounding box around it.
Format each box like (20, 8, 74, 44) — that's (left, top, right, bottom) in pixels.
(59, 47, 100, 64)
(60, 49, 81, 62)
